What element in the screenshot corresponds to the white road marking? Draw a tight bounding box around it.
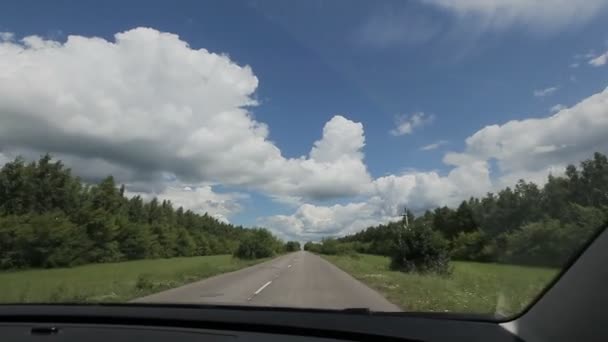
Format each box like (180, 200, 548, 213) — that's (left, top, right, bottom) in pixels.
(254, 281, 272, 295)
(247, 280, 273, 301)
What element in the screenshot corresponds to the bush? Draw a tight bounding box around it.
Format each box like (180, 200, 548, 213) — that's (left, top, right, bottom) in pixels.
(284, 241, 301, 252)
(502, 219, 577, 267)
(368, 238, 397, 256)
(351, 241, 370, 253)
(450, 231, 486, 261)
(476, 235, 507, 262)
(320, 238, 340, 254)
(500, 205, 607, 267)
(336, 242, 358, 256)
(389, 223, 451, 275)
(304, 241, 321, 253)
(135, 274, 154, 290)
(233, 229, 281, 259)
(0, 213, 91, 269)
(175, 228, 197, 257)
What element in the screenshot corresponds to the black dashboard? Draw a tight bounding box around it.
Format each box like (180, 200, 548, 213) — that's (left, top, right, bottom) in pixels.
(0, 305, 520, 342)
(3, 323, 349, 342)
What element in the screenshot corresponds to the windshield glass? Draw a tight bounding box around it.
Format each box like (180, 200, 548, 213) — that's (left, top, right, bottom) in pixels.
(1, 0, 607, 319)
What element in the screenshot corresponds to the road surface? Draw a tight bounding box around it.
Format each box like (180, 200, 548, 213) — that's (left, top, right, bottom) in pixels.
(133, 251, 400, 311)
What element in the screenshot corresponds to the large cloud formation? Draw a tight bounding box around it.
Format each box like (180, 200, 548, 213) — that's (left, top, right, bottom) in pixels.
(0, 28, 371, 217)
(264, 86, 608, 240)
(1, 27, 607, 237)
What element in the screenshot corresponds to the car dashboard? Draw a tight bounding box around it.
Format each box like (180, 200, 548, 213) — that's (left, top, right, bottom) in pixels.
(0, 305, 518, 342)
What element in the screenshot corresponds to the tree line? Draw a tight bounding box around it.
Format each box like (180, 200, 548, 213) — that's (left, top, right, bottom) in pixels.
(3, 152, 605, 272)
(306, 152, 608, 270)
(0, 155, 293, 269)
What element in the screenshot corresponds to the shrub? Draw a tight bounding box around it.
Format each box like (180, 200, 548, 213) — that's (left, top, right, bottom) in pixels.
(335, 242, 358, 256)
(175, 228, 197, 257)
(501, 204, 607, 268)
(368, 238, 397, 256)
(319, 238, 339, 254)
(233, 228, 281, 259)
(502, 219, 575, 267)
(351, 241, 370, 253)
(476, 236, 506, 262)
(284, 241, 301, 252)
(135, 274, 154, 290)
(304, 241, 321, 253)
(389, 222, 451, 275)
(450, 230, 486, 261)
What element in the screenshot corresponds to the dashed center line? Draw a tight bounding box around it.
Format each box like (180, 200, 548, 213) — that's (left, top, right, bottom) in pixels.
(248, 280, 272, 301)
(247, 257, 297, 301)
(254, 280, 272, 295)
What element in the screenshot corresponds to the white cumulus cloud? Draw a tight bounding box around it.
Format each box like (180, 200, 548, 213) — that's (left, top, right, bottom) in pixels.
(263, 86, 608, 239)
(128, 185, 247, 223)
(2, 27, 607, 237)
(262, 159, 493, 241)
(589, 51, 608, 66)
(550, 104, 566, 113)
(261, 201, 399, 241)
(0, 32, 14, 41)
(0, 27, 373, 215)
(390, 112, 434, 136)
(455, 90, 608, 179)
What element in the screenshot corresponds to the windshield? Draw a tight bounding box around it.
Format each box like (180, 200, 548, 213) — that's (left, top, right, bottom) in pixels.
(1, 0, 607, 319)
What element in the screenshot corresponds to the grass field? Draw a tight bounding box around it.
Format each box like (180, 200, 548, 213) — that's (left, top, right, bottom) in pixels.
(0, 255, 265, 303)
(323, 254, 558, 317)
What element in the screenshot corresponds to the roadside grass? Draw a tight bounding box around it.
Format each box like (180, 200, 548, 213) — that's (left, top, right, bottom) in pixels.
(0, 255, 266, 303)
(323, 254, 558, 317)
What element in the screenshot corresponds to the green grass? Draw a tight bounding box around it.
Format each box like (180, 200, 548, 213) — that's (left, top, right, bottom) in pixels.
(0, 255, 266, 303)
(323, 254, 558, 317)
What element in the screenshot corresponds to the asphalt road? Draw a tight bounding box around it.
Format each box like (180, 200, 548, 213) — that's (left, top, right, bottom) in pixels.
(133, 251, 400, 312)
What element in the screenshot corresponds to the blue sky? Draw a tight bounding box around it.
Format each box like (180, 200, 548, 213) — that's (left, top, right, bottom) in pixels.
(1, 0, 608, 239)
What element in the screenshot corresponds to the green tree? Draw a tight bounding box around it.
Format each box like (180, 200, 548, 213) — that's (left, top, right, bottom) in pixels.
(191, 231, 211, 256)
(0, 155, 265, 269)
(152, 223, 178, 258)
(304, 241, 321, 252)
(83, 209, 122, 262)
(433, 206, 458, 238)
(453, 201, 478, 235)
(319, 238, 340, 255)
(175, 228, 197, 257)
(284, 241, 301, 252)
(0, 213, 90, 268)
(118, 222, 157, 259)
(234, 229, 282, 259)
(503, 219, 569, 267)
(90, 176, 123, 214)
(0, 157, 33, 215)
(450, 230, 486, 261)
(127, 196, 147, 223)
(389, 220, 451, 275)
